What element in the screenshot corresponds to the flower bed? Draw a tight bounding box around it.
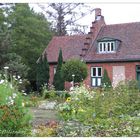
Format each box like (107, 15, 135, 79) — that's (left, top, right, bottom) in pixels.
(57, 83, 140, 136)
(0, 78, 32, 136)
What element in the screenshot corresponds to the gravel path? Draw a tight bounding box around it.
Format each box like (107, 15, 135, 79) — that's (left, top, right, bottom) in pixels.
(29, 101, 59, 127)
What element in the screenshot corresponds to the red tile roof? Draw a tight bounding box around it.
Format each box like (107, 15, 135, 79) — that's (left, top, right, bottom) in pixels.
(85, 22, 140, 62)
(44, 35, 86, 63)
(45, 22, 140, 63)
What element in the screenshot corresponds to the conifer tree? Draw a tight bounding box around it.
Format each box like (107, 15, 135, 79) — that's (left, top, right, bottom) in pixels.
(42, 54, 50, 85)
(36, 54, 50, 91)
(102, 69, 112, 89)
(53, 49, 64, 90)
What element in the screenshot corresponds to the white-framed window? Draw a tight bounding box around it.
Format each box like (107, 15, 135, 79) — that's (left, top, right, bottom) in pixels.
(98, 41, 115, 53)
(91, 67, 102, 87)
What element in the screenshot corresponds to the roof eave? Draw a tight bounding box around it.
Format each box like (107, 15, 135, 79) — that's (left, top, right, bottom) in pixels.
(85, 59, 140, 63)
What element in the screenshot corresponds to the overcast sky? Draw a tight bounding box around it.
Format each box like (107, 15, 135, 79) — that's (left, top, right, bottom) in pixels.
(30, 2, 140, 32)
(2, 0, 140, 32)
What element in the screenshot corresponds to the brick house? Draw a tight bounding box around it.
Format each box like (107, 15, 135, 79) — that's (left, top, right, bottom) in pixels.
(42, 8, 140, 89)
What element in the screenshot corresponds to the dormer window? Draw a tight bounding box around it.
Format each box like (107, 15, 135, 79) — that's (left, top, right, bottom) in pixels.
(98, 41, 115, 53)
(97, 37, 121, 54)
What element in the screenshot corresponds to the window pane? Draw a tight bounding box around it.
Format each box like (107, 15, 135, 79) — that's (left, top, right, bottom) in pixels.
(92, 78, 96, 86)
(97, 78, 101, 86)
(92, 68, 96, 76)
(111, 42, 114, 51)
(98, 68, 102, 76)
(99, 43, 102, 52)
(107, 43, 110, 51)
(104, 43, 106, 51)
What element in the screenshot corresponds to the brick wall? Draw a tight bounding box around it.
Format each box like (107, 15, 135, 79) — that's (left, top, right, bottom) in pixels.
(49, 62, 140, 89)
(49, 64, 54, 84)
(84, 62, 140, 87)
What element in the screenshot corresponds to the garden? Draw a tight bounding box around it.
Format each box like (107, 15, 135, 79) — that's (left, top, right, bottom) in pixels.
(0, 68, 140, 137)
(1, 3, 140, 137)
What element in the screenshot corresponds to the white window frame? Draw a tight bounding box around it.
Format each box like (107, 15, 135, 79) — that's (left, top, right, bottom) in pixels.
(98, 41, 115, 53)
(91, 67, 102, 87)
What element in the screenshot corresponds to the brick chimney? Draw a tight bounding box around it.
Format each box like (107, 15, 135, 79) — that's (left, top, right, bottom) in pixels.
(89, 8, 105, 40)
(95, 8, 101, 20)
(80, 8, 105, 60)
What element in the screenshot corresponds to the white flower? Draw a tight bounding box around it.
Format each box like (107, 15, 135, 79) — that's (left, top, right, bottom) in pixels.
(4, 66, 9, 70)
(10, 84, 13, 88)
(19, 79, 22, 84)
(11, 100, 14, 105)
(17, 75, 20, 79)
(13, 75, 16, 78)
(0, 80, 4, 84)
(7, 98, 14, 106)
(13, 93, 17, 98)
(22, 102, 25, 107)
(22, 92, 27, 96)
(9, 96, 12, 100)
(70, 86, 74, 91)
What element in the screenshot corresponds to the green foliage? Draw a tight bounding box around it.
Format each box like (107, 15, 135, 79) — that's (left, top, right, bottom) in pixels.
(57, 83, 140, 136)
(102, 69, 112, 89)
(42, 85, 70, 102)
(6, 4, 53, 83)
(53, 49, 64, 90)
(57, 121, 94, 137)
(61, 59, 88, 83)
(33, 124, 57, 137)
(21, 92, 41, 107)
(42, 86, 56, 100)
(0, 7, 11, 69)
(36, 55, 50, 91)
(4, 53, 29, 78)
(0, 78, 32, 136)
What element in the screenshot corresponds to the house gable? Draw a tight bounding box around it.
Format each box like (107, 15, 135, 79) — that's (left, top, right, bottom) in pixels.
(84, 22, 140, 63)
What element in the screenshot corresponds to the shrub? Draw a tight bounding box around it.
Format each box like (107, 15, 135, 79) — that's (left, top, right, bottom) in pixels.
(61, 59, 88, 83)
(42, 85, 56, 99)
(42, 85, 70, 101)
(0, 79, 32, 136)
(102, 69, 112, 89)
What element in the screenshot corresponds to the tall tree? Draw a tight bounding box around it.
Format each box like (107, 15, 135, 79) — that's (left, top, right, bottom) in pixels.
(36, 54, 50, 91)
(0, 6, 11, 69)
(6, 4, 53, 89)
(4, 53, 29, 78)
(53, 49, 64, 90)
(38, 3, 95, 35)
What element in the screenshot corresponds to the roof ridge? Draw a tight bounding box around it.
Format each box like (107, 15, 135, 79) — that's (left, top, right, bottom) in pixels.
(53, 34, 87, 38)
(106, 21, 140, 27)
